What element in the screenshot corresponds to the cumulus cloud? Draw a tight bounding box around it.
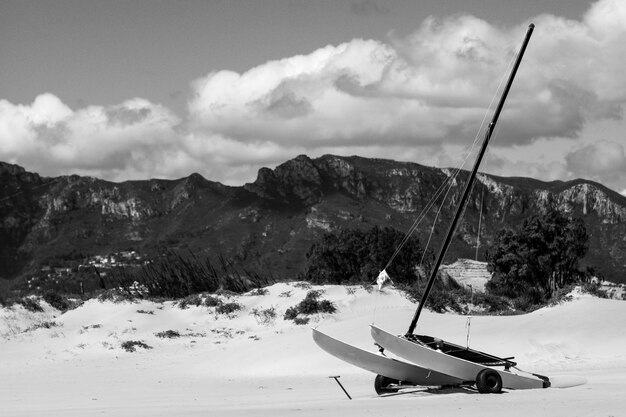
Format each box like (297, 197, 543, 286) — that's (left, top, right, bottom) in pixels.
(566, 140, 626, 184)
(0, 93, 306, 184)
(189, 0, 626, 153)
(0, 94, 182, 180)
(1, 0, 625, 192)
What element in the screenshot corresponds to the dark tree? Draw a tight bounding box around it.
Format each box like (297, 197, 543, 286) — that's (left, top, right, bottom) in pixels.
(304, 226, 428, 285)
(486, 208, 588, 302)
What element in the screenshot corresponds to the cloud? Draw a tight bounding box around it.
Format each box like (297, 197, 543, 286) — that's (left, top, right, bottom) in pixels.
(0, 95, 181, 179)
(1, 0, 626, 192)
(566, 140, 626, 185)
(189, 1, 626, 152)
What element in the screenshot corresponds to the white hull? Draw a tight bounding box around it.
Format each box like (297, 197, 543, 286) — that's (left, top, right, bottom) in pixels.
(312, 328, 463, 386)
(370, 325, 549, 390)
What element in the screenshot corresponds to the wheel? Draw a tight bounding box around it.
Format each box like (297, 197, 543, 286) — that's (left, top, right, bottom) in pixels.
(476, 369, 503, 394)
(374, 374, 400, 395)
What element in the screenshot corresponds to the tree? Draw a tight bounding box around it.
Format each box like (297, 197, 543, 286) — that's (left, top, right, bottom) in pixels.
(304, 226, 428, 285)
(485, 208, 588, 302)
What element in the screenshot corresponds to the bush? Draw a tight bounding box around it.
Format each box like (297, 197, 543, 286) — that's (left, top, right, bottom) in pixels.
(43, 292, 70, 312)
(27, 321, 61, 331)
(205, 295, 222, 307)
(283, 306, 299, 320)
(401, 275, 465, 314)
(97, 289, 135, 303)
(216, 302, 243, 315)
(284, 290, 336, 321)
(121, 340, 153, 352)
(474, 292, 511, 313)
(251, 306, 277, 325)
(304, 226, 430, 285)
(18, 297, 43, 312)
(105, 251, 269, 299)
(486, 209, 588, 302)
(155, 330, 181, 338)
(294, 317, 310, 325)
(582, 282, 609, 299)
(178, 294, 202, 309)
(427, 288, 462, 314)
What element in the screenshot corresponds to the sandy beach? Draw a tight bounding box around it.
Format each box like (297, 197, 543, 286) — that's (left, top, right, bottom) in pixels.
(2, 284, 625, 416)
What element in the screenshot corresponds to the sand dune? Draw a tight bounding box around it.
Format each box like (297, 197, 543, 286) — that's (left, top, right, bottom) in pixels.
(1, 283, 625, 416)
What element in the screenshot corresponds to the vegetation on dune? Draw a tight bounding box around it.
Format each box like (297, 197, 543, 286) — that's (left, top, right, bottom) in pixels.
(486, 208, 590, 307)
(121, 340, 153, 352)
(105, 251, 269, 299)
(304, 226, 432, 286)
(301, 213, 594, 313)
(0, 209, 603, 316)
(284, 290, 336, 323)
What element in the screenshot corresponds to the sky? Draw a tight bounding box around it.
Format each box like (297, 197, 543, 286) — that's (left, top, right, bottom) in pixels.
(1, 0, 625, 196)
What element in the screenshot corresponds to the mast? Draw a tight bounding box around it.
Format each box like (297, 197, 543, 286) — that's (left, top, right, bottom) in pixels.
(407, 23, 535, 335)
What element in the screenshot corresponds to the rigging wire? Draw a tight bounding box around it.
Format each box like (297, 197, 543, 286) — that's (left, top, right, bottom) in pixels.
(475, 183, 485, 261)
(380, 50, 518, 277)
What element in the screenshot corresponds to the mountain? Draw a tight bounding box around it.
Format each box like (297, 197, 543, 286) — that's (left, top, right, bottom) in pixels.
(1, 155, 626, 285)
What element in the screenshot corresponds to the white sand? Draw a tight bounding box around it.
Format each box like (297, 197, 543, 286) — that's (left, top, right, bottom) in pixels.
(2, 284, 625, 416)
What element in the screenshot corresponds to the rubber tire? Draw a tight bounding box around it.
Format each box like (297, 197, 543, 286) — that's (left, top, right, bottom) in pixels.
(476, 369, 503, 394)
(374, 374, 400, 395)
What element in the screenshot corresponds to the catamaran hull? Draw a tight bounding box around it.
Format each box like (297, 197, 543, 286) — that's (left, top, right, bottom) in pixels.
(312, 328, 463, 387)
(370, 325, 549, 390)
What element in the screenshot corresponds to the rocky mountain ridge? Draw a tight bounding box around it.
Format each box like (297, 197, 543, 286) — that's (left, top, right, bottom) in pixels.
(1, 155, 625, 285)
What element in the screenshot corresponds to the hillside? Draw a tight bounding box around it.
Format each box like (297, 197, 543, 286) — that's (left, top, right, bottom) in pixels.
(1, 155, 626, 286)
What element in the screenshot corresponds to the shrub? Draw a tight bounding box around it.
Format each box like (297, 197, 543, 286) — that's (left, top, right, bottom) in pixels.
(155, 330, 181, 338)
(304, 226, 429, 285)
(247, 288, 268, 296)
(178, 294, 202, 309)
(18, 297, 43, 313)
(136, 309, 154, 315)
(97, 289, 135, 303)
(105, 251, 269, 299)
(216, 302, 242, 315)
(426, 288, 462, 314)
(205, 295, 222, 307)
(486, 209, 588, 301)
(121, 340, 153, 352)
(475, 292, 511, 313)
(317, 300, 336, 314)
(294, 317, 310, 325)
(297, 290, 336, 314)
(401, 279, 464, 314)
(215, 289, 238, 298)
(27, 321, 61, 331)
(251, 306, 277, 325)
(361, 284, 374, 293)
(582, 282, 609, 299)
(283, 306, 299, 320)
(43, 292, 70, 312)
(284, 290, 336, 321)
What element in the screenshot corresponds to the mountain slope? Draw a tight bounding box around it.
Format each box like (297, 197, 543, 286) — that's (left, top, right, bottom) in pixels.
(1, 155, 625, 284)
